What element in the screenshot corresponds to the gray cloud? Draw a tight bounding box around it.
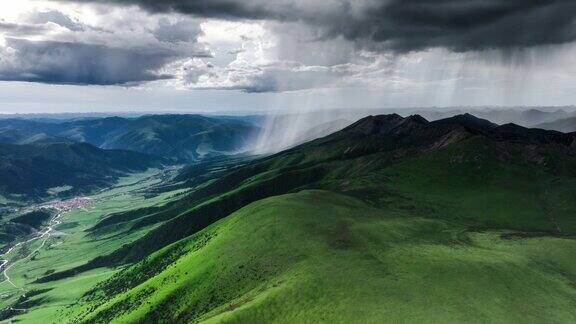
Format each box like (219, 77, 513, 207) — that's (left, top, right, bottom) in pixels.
(0, 38, 178, 85)
(61, 0, 299, 20)
(0, 11, 87, 38)
(0, 22, 50, 36)
(227, 48, 245, 55)
(240, 65, 344, 93)
(0, 9, 211, 87)
(182, 60, 350, 93)
(60, 0, 576, 53)
(27, 10, 85, 31)
(153, 18, 203, 43)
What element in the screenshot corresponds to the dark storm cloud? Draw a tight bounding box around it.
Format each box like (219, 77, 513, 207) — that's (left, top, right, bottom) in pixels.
(61, 0, 576, 52)
(348, 0, 576, 52)
(62, 0, 294, 20)
(0, 38, 177, 85)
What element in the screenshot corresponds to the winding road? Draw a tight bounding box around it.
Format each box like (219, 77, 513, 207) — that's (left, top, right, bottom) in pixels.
(0, 168, 178, 316)
(0, 197, 90, 291)
(0, 169, 174, 289)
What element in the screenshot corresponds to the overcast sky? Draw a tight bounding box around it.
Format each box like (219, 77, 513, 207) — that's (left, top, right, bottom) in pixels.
(1, 0, 576, 113)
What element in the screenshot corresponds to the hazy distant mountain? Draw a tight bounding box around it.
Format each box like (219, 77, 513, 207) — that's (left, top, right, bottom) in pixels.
(413, 108, 573, 127)
(2, 109, 572, 159)
(0, 118, 124, 144)
(0, 142, 163, 200)
(289, 119, 353, 147)
(0, 128, 73, 145)
(99, 115, 259, 162)
(534, 117, 576, 133)
(0, 115, 261, 162)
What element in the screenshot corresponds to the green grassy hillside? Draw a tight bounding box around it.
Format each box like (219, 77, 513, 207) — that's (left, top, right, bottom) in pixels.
(63, 114, 576, 271)
(67, 190, 576, 323)
(4, 114, 576, 323)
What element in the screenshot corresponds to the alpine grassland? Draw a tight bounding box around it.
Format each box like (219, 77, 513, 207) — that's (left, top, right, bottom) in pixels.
(3, 114, 576, 323)
(68, 191, 576, 323)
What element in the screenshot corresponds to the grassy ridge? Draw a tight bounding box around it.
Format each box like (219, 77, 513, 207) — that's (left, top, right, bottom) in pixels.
(327, 136, 576, 233)
(77, 133, 576, 272)
(72, 191, 576, 323)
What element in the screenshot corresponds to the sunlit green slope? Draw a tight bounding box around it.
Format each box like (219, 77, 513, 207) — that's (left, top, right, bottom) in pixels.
(71, 190, 576, 323)
(9, 114, 576, 323)
(68, 114, 576, 271)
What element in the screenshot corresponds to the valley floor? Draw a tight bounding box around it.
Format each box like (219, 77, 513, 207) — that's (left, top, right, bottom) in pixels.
(0, 169, 187, 322)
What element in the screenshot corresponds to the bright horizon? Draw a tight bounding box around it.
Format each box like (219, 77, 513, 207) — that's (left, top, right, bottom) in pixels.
(1, 105, 576, 116)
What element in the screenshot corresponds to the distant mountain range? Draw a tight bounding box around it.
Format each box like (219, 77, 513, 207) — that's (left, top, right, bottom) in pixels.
(0, 115, 261, 162)
(0, 142, 163, 200)
(2, 109, 573, 159)
(2, 110, 573, 203)
(249, 107, 576, 153)
(412, 108, 574, 127)
(535, 117, 576, 133)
